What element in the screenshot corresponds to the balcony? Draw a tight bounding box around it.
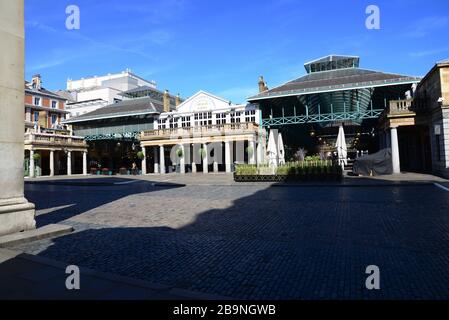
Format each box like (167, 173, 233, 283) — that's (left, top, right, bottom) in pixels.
(387, 99, 415, 115)
(24, 132, 87, 148)
(141, 123, 260, 141)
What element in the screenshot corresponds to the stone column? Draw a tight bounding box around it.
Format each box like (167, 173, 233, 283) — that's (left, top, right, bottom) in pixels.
(225, 141, 231, 173)
(29, 150, 35, 178)
(249, 140, 256, 164)
(213, 161, 219, 173)
(202, 143, 208, 174)
(154, 147, 159, 174)
(49, 150, 54, 177)
(256, 141, 263, 165)
(67, 151, 72, 176)
(83, 151, 87, 175)
(0, 0, 36, 236)
(159, 145, 165, 174)
(141, 147, 147, 175)
(391, 127, 401, 174)
(179, 145, 185, 174)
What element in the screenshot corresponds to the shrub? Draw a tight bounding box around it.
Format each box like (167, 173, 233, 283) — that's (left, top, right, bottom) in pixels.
(136, 151, 145, 160)
(235, 164, 257, 176)
(304, 155, 321, 162)
(32, 153, 41, 161)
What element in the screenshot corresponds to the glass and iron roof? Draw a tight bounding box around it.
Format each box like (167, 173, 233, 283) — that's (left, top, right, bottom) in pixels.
(304, 55, 360, 74)
(248, 55, 421, 101)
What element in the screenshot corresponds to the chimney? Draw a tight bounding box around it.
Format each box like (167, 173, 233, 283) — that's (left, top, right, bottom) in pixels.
(175, 93, 181, 107)
(32, 74, 42, 90)
(163, 90, 170, 113)
(258, 76, 268, 93)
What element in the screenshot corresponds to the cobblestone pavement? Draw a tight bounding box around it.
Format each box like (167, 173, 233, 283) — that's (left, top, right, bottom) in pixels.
(8, 175, 449, 299)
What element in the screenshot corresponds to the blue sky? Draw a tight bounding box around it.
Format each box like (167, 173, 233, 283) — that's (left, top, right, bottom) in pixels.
(25, 0, 449, 103)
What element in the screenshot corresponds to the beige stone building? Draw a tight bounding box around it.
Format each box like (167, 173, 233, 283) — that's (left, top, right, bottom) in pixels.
(140, 91, 266, 174)
(379, 59, 449, 178)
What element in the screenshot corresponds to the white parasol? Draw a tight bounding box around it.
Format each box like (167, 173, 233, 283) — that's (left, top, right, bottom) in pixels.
(267, 130, 278, 168)
(277, 132, 285, 165)
(335, 125, 348, 168)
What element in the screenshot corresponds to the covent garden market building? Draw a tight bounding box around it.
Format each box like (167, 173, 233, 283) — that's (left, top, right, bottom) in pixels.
(64, 54, 448, 176)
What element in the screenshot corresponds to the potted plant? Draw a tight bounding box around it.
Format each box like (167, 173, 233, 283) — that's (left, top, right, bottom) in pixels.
(198, 148, 207, 159)
(32, 153, 41, 161)
(176, 148, 183, 158)
(136, 151, 145, 160)
(246, 146, 254, 158)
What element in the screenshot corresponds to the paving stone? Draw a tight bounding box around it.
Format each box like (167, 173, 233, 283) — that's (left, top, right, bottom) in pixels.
(6, 175, 449, 299)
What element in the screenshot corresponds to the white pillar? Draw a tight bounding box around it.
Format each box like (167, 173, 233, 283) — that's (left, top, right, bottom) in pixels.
(159, 145, 165, 174)
(67, 151, 72, 176)
(179, 145, 185, 174)
(225, 141, 231, 173)
(50, 150, 54, 177)
(83, 151, 87, 175)
(0, 0, 36, 236)
(203, 143, 208, 174)
(29, 150, 35, 178)
(154, 147, 159, 174)
(213, 161, 219, 173)
(391, 127, 401, 174)
(249, 140, 256, 164)
(256, 141, 263, 165)
(141, 147, 147, 175)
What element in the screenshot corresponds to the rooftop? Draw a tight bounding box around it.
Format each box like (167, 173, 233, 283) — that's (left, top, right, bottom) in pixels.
(63, 97, 163, 124)
(248, 56, 421, 101)
(304, 55, 360, 74)
(25, 81, 66, 100)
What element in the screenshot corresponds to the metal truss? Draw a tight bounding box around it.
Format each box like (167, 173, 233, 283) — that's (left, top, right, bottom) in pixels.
(262, 109, 384, 127)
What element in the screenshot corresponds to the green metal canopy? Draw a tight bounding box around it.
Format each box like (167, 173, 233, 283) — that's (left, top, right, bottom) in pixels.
(248, 55, 421, 127)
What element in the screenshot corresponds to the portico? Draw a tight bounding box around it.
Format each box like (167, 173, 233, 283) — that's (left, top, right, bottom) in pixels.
(24, 131, 88, 177)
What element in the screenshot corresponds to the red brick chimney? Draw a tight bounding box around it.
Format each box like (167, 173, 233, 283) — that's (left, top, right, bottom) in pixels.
(163, 90, 170, 113)
(258, 76, 268, 93)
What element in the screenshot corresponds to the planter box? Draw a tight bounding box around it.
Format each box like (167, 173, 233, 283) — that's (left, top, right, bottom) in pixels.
(234, 173, 342, 182)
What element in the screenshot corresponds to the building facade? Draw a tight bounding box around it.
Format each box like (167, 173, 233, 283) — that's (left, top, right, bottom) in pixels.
(24, 75, 88, 178)
(25, 75, 69, 132)
(248, 55, 421, 170)
(140, 91, 265, 174)
(379, 59, 449, 178)
(62, 69, 157, 118)
(63, 87, 180, 173)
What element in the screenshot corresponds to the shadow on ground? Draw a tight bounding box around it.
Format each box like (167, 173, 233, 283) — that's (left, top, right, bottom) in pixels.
(18, 176, 449, 299)
(24, 178, 184, 227)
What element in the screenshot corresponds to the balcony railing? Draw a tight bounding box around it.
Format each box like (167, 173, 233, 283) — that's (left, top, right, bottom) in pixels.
(141, 122, 259, 140)
(24, 132, 87, 146)
(388, 99, 415, 115)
